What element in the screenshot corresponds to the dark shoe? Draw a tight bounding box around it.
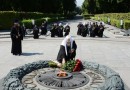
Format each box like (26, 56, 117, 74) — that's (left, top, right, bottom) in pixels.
(18, 53, 22, 56)
(13, 53, 17, 55)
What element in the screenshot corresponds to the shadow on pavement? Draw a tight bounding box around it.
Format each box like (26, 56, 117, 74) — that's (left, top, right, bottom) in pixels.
(22, 52, 43, 56)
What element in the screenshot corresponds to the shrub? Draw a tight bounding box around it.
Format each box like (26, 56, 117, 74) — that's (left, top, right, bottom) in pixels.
(0, 11, 20, 30)
(101, 17, 108, 23)
(92, 13, 130, 30)
(110, 19, 120, 28)
(95, 13, 130, 20)
(0, 11, 64, 30)
(83, 14, 95, 19)
(22, 18, 55, 28)
(124, 20, 130, 30)
(21, 19, 33, 29)
(35, 18, 46, 26)
(22, 17, 65, 28)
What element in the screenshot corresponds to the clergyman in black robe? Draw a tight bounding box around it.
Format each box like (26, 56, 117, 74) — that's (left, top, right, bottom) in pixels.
(81, 23, 89, 37)
(64, 23, 70, 37)
(11, 23, 23, 55)
(41, 21, 47, 35)
(50, 23, 58, 37)
(77, 22, 83, 35)
(57, 35, 77, 65)
(33, 25, 39, 39)
(98, 23, 104, 37)
(58, 23, 64, 37)
(94, 22, 99, 36)
(90, 22, 96, 37)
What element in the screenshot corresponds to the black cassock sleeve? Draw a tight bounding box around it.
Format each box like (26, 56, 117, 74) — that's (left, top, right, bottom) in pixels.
(57, 45, 66, 63)
(72, 41, 77, 50)
(10, 27, 17, 40)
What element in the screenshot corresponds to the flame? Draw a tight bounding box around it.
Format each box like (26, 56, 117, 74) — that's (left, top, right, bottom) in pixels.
(57, 70, 67, 77)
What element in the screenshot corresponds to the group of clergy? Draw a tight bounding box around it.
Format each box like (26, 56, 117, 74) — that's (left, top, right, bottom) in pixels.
(11, 21, 77, 68)
(50, 23, 70, 37)
(10, 20, 105, 56)
(77, 22, 105, 37)
(10, 19, 78, 69)
(10, 21, 71, 55)
(33, 22, 70, 39)
(33, 21, 48, 39)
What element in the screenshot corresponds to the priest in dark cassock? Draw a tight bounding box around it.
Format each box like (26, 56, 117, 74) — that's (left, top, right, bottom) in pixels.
(11, 21, 23, 55)
(77, 22, 83, 35)
(64, 23, 70, 37)
(40, 23, 45, 35)
(41, 21, 47, 35)
(94, 22, 99, 36)
(56, 35, 77, 67)
(98, 22, 104, 37)
(58, 23, 64, 37)
(50, 24, 55, 37)
(90, 22, 96, 37)
(81, 22, 88, 37)
(33, 25, 39, 39)
(50, 23, 58, 37)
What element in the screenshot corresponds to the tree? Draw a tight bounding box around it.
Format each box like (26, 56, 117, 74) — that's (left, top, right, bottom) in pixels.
(82, 0, 99, 14)
(0, 0, 76, 16)
(75, 7, 82, 15)
(62, 0, 76, 15)
(82, 0, 130, 14)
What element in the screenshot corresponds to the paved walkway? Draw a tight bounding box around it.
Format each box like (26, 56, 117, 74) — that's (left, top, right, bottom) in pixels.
(0, 18, 130, 90)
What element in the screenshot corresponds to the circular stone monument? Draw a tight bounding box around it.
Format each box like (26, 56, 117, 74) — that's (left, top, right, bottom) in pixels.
(3, 60, 124, 90)
(35, 70, 89, 89)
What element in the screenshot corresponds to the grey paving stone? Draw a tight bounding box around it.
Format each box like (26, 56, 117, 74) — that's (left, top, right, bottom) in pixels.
(0, 18, 130, 89)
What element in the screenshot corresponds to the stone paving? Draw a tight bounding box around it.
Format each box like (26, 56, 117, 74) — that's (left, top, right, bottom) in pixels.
(0, 18, 130, 90)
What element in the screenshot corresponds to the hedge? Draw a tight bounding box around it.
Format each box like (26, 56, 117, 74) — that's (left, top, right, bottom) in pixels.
(124, 20, 130, 30)
(110, 18, 120, 28)
(82, 14, 94, 19)
(0, 11, 64, 30)
(95, 13, 130, 20)
(0, 11, 20, 30)
(22, 17, 65, 28)
(91, 13, 130, 30)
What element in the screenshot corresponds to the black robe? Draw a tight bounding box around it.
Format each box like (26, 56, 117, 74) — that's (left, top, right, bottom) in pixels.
(77, 24, 83, 35)
(94, 25, 99, 36)
(57, 41, 77, 63)
(58, 26, 64, 37)
(98, 25, 104, 37)
(50, 26, 57, 37)
(81, 25, 88, 37)
(41, 23, 47, 35)
(90, 25, 96, 37)
(64, 26, 70, 36)
(33, 27, 39, 39)
(11, 26, 23, 55)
